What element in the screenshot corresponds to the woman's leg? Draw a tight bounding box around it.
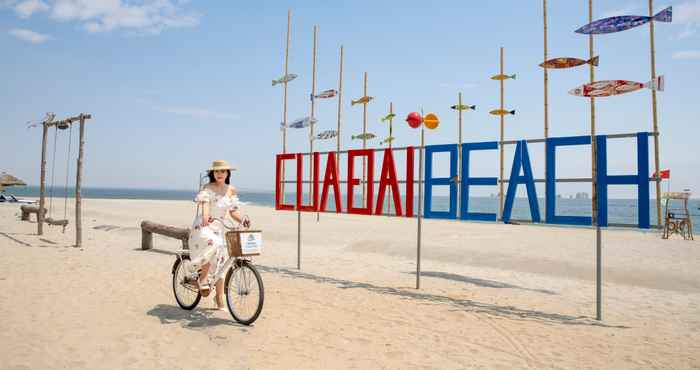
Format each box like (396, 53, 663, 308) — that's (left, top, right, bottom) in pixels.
(198, 262, 211, 285)
(215, 278, 225, 308)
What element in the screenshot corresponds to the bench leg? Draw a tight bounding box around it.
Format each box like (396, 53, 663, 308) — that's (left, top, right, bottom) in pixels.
(142, 230, 153, 250)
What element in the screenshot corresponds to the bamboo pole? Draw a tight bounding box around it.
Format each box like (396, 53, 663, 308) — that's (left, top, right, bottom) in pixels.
(458, 92, 463, 218)
(499, 47, 505, 220)
(589, 0, 602, 322)
(386, 102, 394, 214)
(38, 122, 48, 235)
(281, 9, 291, 201)
(589, 1, 598, 225)
(309, 25, 318, 197)
(362, 72, 368, 205)
(75, 116, 86, 248)
(337, 46, 344, 176)
(543, 0, 549, 221)
(648, 0, 662, 227)
(416, 126, 424, 289)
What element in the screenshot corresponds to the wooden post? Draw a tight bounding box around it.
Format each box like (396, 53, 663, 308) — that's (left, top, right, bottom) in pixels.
(75, 115, 86, 248)
(648, 0, 662, 227)
(38, 122, 48, 235)
(281, 9, 292, 200)
(336, 46, 344, 175)
(499, 47, 505, 220)
(543, 0, 549, 221)
(362, 72, 368, 205)
(309, 25, 318, 197)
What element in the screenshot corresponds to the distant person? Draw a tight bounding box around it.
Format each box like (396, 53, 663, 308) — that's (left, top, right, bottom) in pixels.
(189, 160, 249, 310)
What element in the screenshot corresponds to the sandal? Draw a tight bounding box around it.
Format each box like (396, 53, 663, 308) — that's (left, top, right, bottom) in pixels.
(198, 282, 211, 297)
(214, 296, 226, 311)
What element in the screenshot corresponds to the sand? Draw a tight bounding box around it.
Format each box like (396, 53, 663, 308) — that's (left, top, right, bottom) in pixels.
(1, 198, 699, 369)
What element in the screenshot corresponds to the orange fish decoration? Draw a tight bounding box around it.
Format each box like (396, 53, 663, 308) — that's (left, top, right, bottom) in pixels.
(540, 56, 599, 69)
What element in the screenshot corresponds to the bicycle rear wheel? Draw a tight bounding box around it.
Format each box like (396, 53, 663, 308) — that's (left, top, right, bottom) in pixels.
(225, 260, 264, 325)
(172, 256, 201, 310)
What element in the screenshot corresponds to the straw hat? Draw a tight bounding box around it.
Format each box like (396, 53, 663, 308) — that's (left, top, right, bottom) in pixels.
(208, 160, 236, 171)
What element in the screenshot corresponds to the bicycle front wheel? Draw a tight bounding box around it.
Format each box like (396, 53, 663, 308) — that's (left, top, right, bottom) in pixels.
(225, 260, 264, 325)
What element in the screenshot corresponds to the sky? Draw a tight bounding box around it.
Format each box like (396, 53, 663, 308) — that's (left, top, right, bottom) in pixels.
(1, 0, 699, 199)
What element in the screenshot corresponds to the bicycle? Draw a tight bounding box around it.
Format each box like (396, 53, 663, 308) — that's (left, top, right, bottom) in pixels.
(171, 217, 264, 325)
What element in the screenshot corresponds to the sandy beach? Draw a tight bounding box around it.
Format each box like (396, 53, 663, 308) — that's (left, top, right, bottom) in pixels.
(1, 198, 699, 369)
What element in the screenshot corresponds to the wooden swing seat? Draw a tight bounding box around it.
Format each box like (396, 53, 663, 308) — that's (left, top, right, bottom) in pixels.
(45, 217, 69, 227)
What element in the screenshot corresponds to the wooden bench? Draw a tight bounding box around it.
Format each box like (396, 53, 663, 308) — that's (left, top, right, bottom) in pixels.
(140, 220, 190, 250)
(20, 205, 47, 221)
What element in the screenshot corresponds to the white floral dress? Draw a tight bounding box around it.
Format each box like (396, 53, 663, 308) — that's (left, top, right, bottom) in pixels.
(188, 186, 240, 281)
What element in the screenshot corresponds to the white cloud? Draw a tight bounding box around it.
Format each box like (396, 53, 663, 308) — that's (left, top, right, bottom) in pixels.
(675, 0, 700, 39)
(4, 0, 199, 35)
(9, 28, 51, 43)
(14, 0, 48, 18)
(157, 105, 239, 121)
(672, 50, 700, 59)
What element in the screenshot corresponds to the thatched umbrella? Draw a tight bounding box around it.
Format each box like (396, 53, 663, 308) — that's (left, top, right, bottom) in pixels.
(0, 172, 26, 191)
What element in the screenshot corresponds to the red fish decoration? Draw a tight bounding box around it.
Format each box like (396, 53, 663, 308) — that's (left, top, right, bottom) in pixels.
(540, 56, 599, 69)
(569, 76, 664, 97)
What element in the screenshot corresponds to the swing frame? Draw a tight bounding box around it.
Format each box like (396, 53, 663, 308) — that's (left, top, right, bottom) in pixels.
(37, 113, 92, 248)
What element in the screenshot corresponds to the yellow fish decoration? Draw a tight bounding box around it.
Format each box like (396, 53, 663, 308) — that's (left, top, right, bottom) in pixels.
(490, 74, 516, 81)
(423, 113, 440, 129)
(351, 96, 373, 106)
(489, 109, 516, 116)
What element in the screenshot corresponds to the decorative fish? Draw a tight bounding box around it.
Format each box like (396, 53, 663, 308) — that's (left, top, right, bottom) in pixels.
(489, 109, 516, 116)
(281, 116, 317, 129)
(491, 74, 516, 81)
(540, 56, 599, 69)
(568, 76, 664, 97)
(576, 6, 671, 34)
(311, 89, 338, 100)
(451, 104, 476, 111)
(380, 136, 396, 145)
(351, 96, 373, 106)
(381, 113, 396, 122)
(312, 129, 338, 140)
(352, 133, 376, 140)
(272, 74, 298, 86)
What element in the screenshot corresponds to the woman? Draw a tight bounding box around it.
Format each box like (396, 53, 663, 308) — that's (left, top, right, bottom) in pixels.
(189, 159, 249, 310)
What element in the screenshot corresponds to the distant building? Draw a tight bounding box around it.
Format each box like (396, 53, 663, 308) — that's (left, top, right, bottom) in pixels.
(575, 192, 590, 200)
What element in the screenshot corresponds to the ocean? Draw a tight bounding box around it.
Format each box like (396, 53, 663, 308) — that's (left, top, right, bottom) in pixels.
(7, 186, 699, 228)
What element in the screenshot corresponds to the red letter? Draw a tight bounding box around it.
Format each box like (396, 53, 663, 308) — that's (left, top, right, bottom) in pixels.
(347, 149, 374, 215)
(275, 153, 296, 211)
(320, 152, 342, 212)
(296, 153, 320, 211)
(375, 148, 403, 216)
(405, 146, 414, 217)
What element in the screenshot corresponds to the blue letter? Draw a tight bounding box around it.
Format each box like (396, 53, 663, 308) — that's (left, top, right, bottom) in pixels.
(503, 140, 541, 223)
(546, 135, 592, 226)
(595, 133, 650, 228)
(424, 144, 458, 219)
(460, 142, 498, 221)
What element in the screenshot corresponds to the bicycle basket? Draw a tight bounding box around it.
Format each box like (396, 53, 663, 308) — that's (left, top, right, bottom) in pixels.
(226, 230, 262, 257)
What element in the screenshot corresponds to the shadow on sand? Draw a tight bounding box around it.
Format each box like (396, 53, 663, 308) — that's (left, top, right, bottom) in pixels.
(147, 304, 248, 330)
(258, 265, 629, 329)
(411, 271, 558, 295)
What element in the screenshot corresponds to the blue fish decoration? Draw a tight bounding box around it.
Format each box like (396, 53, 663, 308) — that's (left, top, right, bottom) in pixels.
(280, 116, 317, 129)
(576, 6, 671, 34)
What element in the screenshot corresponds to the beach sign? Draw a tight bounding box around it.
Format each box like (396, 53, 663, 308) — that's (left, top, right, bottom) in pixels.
(276, 132, 654, 229)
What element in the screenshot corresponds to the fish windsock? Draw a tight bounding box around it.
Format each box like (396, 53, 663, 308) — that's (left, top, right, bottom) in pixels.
(654, 6, 673, 23)
(351, 99, 360, 106)
(272, 80, 279, 86)
(588, 56, 600, 67)
(644, 75, 665, 91)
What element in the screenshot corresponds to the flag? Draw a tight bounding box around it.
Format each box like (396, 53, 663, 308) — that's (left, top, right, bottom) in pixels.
(652, 169, 670, 179)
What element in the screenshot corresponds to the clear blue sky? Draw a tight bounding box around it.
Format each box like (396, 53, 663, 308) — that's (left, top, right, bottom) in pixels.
(2, 1, 699, 198)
